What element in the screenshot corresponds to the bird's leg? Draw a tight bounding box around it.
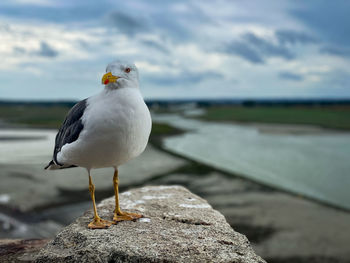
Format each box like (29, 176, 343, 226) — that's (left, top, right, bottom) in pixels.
(113, 169, 143, 222)
(87, 173, 113, 229)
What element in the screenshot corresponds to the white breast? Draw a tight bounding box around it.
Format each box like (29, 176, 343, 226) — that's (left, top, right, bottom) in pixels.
(57, 87, 152, 169)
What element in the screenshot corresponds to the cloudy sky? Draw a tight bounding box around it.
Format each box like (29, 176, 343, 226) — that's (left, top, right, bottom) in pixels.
(0, 0, 349, 100)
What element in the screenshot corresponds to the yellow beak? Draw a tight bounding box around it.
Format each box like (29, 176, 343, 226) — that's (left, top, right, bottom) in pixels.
(102, 72, 119, 85)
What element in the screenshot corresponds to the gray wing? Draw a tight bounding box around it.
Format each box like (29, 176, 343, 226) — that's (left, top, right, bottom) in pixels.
(51, 99, 87, 166)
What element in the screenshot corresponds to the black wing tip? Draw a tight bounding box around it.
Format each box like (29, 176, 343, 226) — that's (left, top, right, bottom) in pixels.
(44, 160, 55, 170)
(45, 160, 77, 170)
(53, 99, 86, 164)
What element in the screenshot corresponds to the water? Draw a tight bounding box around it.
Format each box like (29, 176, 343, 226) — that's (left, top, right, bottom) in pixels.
(153, 114, 350, 210)
(0, 129, 56, 164)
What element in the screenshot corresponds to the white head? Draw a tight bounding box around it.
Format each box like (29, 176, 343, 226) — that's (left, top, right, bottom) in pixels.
(102, 60, 139, 89)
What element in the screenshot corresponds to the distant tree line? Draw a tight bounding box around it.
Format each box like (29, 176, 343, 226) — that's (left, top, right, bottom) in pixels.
(1, 98, 350, 108)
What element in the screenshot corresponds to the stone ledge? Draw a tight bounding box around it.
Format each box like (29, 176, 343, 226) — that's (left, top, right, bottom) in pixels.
(35, 185, 266, 263)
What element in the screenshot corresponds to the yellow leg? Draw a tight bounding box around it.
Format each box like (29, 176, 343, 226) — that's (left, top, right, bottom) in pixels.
(87, 173, 113, 229)
(113, 169, 143, 222)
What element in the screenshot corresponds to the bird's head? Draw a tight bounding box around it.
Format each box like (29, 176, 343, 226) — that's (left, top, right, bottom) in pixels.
(102, 60, 139, 89)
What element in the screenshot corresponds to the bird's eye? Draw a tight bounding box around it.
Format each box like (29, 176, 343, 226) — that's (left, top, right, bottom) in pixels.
(125, 68, 131, 73)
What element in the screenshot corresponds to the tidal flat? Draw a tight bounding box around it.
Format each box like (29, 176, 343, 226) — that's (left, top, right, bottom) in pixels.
(0, 106, 350, 262)
(154, 113, 350, 210)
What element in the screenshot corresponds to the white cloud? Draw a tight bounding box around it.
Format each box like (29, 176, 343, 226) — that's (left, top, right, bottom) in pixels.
(0, 19, 110, 72)
(135, 61, 162, 73)
(173, 43, 225, 72)
(2, 0, 58, 7)
(0, 0, 349, 99)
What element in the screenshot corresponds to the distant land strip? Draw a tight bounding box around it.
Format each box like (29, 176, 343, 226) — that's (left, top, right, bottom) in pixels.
(1, 98, 350, 107)
(1, 98, 350, 130)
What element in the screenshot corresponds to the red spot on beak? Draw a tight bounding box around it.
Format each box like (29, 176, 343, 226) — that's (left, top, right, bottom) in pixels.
(104, 79, 109, 85)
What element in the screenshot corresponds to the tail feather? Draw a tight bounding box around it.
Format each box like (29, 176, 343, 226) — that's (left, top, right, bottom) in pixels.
(44, 160, 77, 170)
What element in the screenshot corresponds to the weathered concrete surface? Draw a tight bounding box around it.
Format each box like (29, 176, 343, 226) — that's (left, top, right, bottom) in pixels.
(35, 186, 265, 263)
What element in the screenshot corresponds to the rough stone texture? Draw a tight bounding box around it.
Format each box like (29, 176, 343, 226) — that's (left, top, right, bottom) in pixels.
(35, 186, 265, 263)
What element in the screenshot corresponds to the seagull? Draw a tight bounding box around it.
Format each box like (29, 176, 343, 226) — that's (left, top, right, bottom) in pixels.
(45, 60, 152, 229)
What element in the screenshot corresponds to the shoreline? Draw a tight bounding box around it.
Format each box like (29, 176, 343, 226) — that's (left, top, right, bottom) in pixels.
(196, 118, 350, 134)
(0, 120, 349, 212)
(151, 140, 350, 213)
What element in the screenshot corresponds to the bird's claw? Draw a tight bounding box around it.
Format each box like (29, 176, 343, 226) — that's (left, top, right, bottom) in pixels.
(88, 217, 113, 229)
(113, 211, 143, 223)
